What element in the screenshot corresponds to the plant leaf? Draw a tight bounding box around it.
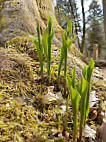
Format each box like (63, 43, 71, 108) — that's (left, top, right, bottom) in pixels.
(66, 73, 72, 88)
(37, 45, 43, 77)
(70, 86, 79, 125)
(62, 35, 67, 50)
(29, 35, 38, 50)
(66, 73, 80, 140)
(42, 27, 48, 59)
(29, 34, 43, 79)
(65, 31, 67, 40)
(71, 66, 76, 89)
(87, 58, 95, 82)
(77, 82, 81, 95)
(82, 65, 87, 79)
(67, 34, 79, 49)
(48, 16, 52, 35)
(85, 58, 94, 119)
(80, 74, 88, 128)
(67, 20, 72, 38)
(37, 23, 41, 50)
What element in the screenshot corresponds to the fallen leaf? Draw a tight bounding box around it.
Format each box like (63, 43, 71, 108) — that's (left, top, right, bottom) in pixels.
(83, 125, 96, 139)
(90, 91, 99, 108)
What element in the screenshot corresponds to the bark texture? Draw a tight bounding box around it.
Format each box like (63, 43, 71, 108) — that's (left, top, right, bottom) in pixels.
(103, 0, 106, 39)
(0, 0, 63, 45)
(80, 0, 85, 54)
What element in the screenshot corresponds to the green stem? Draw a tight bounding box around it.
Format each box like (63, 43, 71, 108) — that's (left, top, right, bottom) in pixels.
(64, 78, 66, 96)
(64, 48, 67, 96)
(48, 32, 52, 86)
(47, 57, 50, 86)
(73, 120, 77, 141)
(85, 83, 90, 118)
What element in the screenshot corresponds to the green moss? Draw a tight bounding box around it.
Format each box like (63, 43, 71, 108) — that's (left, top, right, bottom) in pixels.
(0, 47, 37, 95)
(0, 90, 49, 142)
(0, 47, 67, 142)
(0, 47, 60, 141)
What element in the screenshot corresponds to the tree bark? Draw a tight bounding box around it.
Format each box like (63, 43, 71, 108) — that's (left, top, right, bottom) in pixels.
(69, 0, 81, 50)
(103, 0, 106, 39)
(81, 0, 85, 54)
(69, 0, 74, 35)
(0, 0, 63, 46)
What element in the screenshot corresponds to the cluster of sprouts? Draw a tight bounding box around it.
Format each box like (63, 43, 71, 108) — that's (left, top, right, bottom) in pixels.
(30, 16, 94, 141)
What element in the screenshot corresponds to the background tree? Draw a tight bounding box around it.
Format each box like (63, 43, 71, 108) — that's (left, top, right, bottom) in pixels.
(102, 0, 106, 39)
(69, 0, 81, 50)
(55, 0, 71, 26)
(87, 0, 104, 58)
(80, 0, 85, 54)
(55, 0, 81, 49)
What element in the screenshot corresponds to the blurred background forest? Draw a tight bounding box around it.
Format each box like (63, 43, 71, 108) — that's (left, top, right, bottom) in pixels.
(54, 0, 106, 60)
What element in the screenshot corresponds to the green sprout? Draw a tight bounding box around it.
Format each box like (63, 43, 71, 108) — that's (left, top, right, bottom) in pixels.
(78, 71, 88, 141)
(66, 59, 94, 141)
(42, 16, 54, 85)
(30, 23, 44, 82)
(58, 20, 78, 96)
(79, 58, 95, 141)
(67, 67, 80, 141)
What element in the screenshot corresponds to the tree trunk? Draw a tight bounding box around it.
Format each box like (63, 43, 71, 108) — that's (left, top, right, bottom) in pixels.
(80, 0, 85, 54)
(57, 3, 61, 25)
(69, 0, 81, 50)
(69, 0, 74, 35)
(0, 0, 63, 46)
(103, 0, 106, 39)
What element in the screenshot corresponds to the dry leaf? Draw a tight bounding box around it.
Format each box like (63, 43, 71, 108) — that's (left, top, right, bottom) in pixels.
(83, 125, 96, 139)
(90, 91, 99, 108)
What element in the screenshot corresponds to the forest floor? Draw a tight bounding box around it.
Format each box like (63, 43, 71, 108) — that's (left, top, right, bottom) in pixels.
(0, 44, 106, 142)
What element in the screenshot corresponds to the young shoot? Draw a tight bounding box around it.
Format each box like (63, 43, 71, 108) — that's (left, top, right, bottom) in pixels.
(58, 20, 78, 96)
(30, 23, 43, 82)
(66, 59, 94, 141)
(79, 58, 94, 141)
(66, 67, 80, 141)
(42, 16, 54, 85)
